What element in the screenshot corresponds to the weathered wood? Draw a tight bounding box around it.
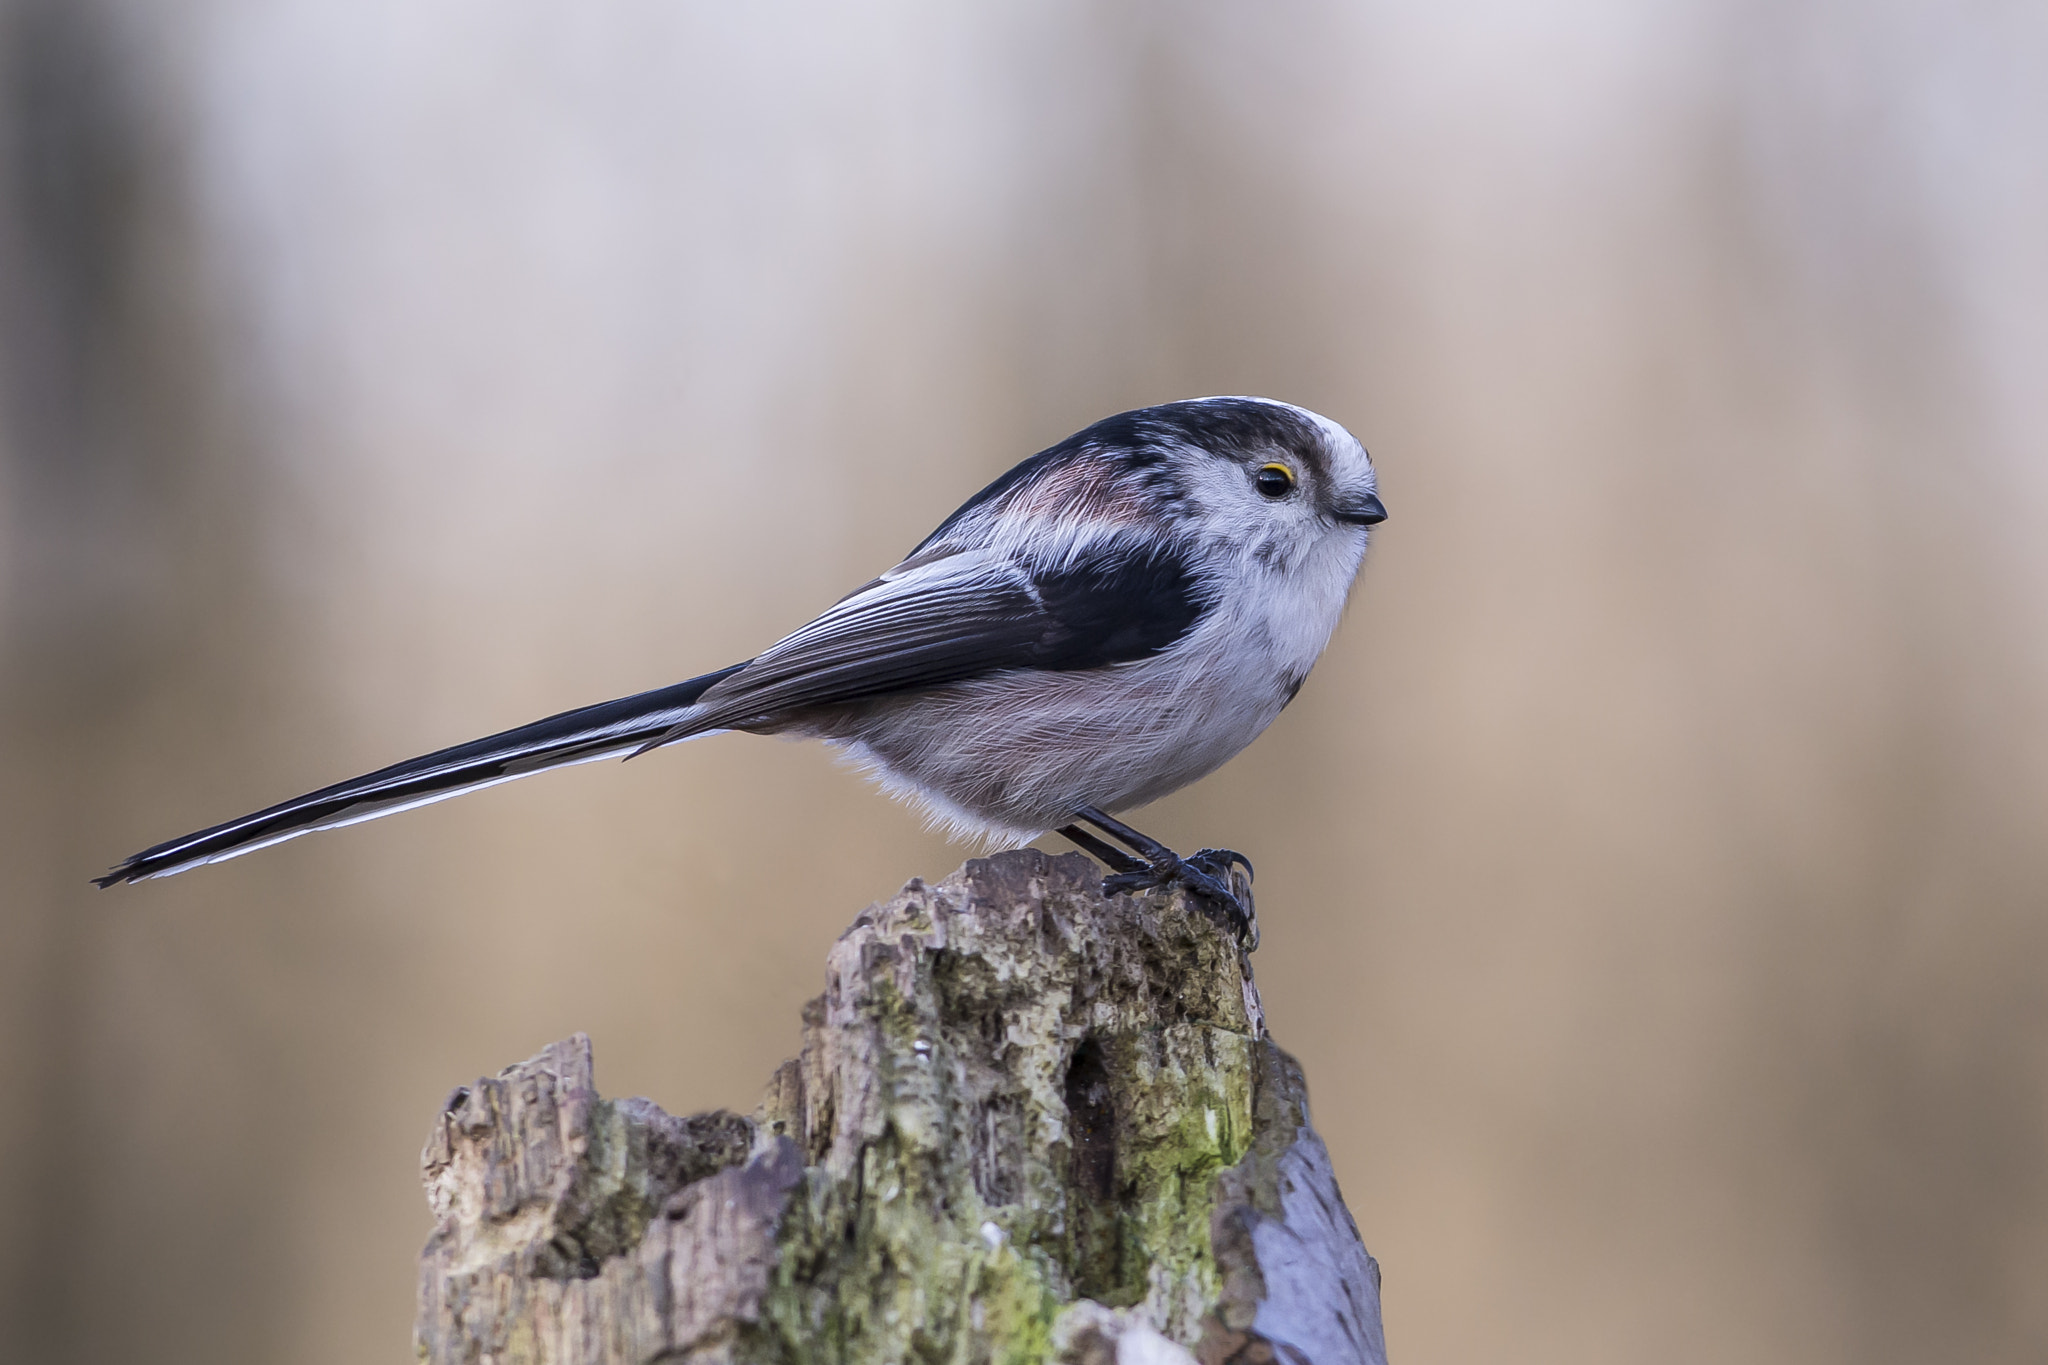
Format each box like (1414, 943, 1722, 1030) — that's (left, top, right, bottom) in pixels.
(415, 848, 1386, 1364)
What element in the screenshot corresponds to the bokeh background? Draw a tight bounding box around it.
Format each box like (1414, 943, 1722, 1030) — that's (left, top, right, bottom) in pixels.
(3, 1, 2045, 1361)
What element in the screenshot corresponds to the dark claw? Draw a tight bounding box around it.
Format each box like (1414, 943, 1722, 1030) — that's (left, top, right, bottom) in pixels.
(1058, 808, 1259, 951)
(1099, 848, 1257, 951)
(1185, 848, 1258, 951)
(1185, 848, 1254, 884)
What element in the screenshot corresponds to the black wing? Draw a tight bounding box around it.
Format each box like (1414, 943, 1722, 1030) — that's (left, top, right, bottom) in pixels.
(686, 536, 1212, 727)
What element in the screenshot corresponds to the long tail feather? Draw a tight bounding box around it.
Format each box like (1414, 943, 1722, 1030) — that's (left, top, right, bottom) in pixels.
(93, 661, 750, 886)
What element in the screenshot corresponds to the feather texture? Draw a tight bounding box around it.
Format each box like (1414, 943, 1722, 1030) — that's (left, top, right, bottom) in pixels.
(670, 537, 1211, 735)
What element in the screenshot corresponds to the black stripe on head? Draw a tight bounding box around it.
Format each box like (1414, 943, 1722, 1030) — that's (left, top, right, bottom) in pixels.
(1140, 398, 1331, 482)
(913, 399, 1323, 555)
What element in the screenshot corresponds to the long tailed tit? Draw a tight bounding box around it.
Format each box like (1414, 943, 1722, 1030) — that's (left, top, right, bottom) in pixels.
(95, 397, 1385, 938)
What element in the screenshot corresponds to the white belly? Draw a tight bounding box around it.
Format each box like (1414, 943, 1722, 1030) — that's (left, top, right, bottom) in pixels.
(804, 606, 1309, 840)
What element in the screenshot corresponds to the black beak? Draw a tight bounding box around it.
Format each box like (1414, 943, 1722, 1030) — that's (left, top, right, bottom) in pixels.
(1332, 492, 1387, 526)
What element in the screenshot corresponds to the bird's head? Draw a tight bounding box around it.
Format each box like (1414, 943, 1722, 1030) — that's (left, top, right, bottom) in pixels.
(1150, 394, 1381, 530)
(1069, 397, 1385, 579)
(914, 396, 1384, 576)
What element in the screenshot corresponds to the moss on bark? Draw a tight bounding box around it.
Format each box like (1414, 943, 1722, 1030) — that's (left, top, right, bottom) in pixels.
(416, 849, 1384, 1365)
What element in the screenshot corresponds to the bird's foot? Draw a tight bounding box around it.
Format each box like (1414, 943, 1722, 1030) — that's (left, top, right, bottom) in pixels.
(1057, 807, 1259, 949)
(1101, 847, 1257, 949)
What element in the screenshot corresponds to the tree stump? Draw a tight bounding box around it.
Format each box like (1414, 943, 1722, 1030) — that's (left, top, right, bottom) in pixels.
(414, 848, 1387, 1365)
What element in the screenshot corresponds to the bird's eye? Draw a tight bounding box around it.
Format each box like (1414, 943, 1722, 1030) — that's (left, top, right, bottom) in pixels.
(1254, 463, 1296, 499)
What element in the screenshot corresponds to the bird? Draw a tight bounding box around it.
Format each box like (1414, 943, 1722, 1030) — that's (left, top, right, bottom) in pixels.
(94, 396, 1386, 939)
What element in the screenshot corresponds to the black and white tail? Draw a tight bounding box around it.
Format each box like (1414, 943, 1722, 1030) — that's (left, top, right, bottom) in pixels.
(93, 662, 750, 886)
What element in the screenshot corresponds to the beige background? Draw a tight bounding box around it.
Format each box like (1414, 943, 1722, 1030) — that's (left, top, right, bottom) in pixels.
(4, 2, 2045, 1361)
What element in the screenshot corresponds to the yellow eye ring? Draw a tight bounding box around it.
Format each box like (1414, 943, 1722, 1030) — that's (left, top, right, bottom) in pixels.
(1254, 463, 1296, 498)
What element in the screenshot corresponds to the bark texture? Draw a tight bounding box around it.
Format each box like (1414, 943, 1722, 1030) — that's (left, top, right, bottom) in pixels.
(415, 848, 1386, 1365)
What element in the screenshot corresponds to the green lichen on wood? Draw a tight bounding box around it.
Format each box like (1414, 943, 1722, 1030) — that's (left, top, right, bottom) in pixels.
(743, 850, 1261, 1362)
(417, 849, 1382, 1365)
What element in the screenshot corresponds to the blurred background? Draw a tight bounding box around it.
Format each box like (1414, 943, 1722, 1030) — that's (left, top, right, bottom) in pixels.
(3, 1, 2044, 1361)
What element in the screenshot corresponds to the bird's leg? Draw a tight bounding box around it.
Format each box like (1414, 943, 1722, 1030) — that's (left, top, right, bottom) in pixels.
(1074, 808, 1256, 893)
(1055, 823, 1147, 875)
(1066, 806, 1258, 948)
